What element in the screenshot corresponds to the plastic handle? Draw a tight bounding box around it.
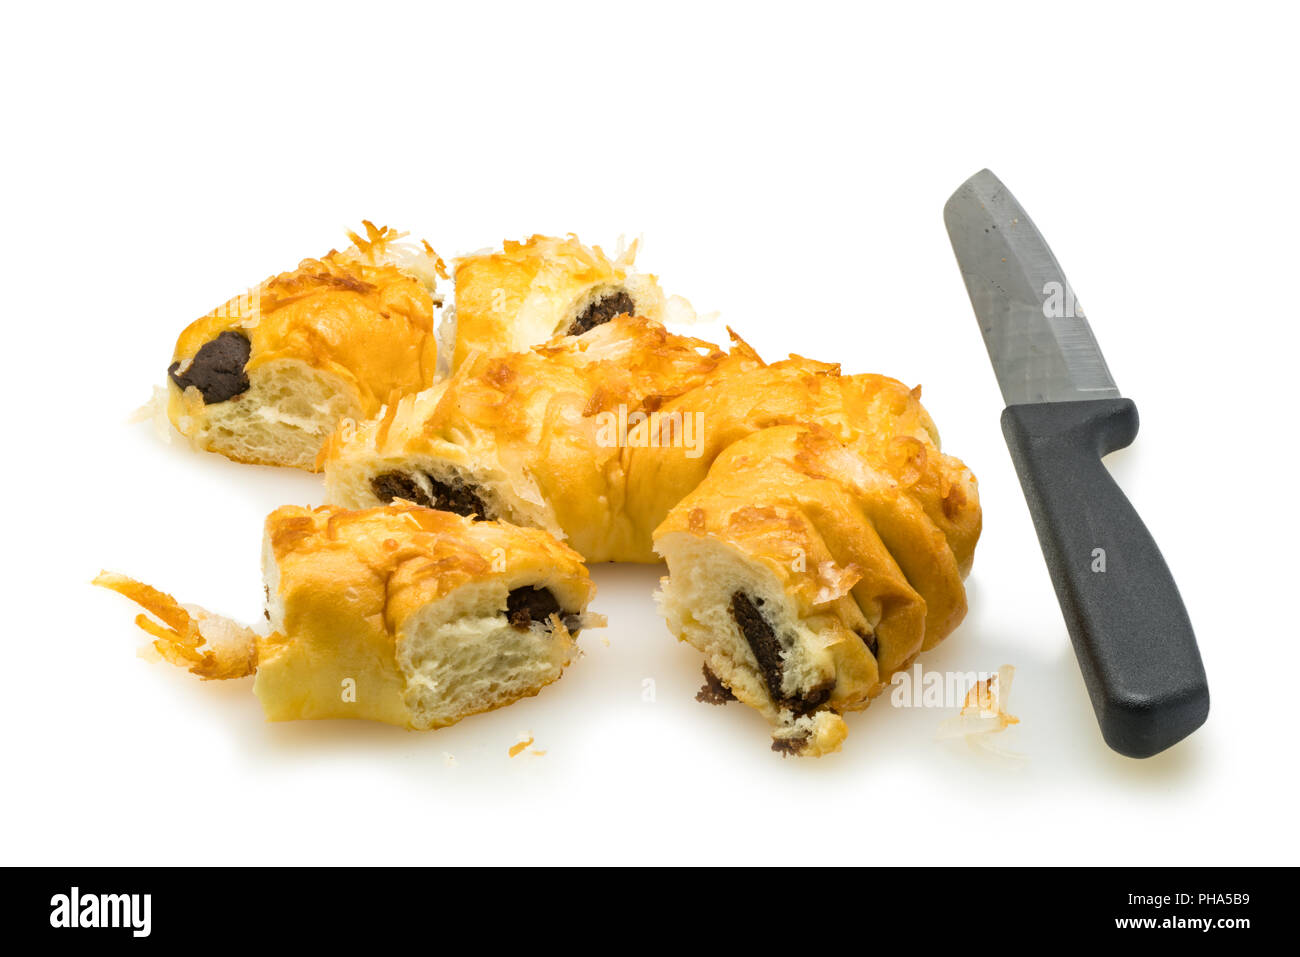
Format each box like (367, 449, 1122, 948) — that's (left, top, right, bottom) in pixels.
(1001, 398, 1209, 757)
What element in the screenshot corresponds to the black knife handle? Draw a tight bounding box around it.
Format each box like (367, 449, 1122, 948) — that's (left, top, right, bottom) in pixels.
(1001, 398, 1208, 757)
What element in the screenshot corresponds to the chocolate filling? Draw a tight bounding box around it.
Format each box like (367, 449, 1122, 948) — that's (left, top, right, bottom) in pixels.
(857, 628, 879, 657)
(168, 331, 252, 404)
(427, 476, 489, 519)
(369, 471, 490, 520)
(729, 591, 833, 717)
(798, 682, 834, 715)
(696, 665, 736, 705)
(568, 289, 635, 336)
(370, 472, 432, 507)
(730, 592, 785, 703)
(771, 732, 810, 757)
(506, 586, 581, 634)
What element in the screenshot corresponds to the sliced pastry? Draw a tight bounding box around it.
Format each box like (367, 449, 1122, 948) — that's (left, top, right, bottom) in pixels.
(165, 222, 445, 470)
(95, 504, 599, 730)
(323, 315, 762, 561)
(653, 424, 979, 756)
(322, 319, 980, 572)
(447, 234, 670, 370)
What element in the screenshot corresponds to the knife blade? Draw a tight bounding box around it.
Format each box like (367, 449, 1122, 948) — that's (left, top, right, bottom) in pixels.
(944, 169, 1209, 758)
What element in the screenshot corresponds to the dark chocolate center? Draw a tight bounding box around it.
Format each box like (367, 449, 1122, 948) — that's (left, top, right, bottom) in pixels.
(167, 331, 252, 404)
(568, 290, 635, 336)
(369, 471, 490, 520)
(696, 665, 736, 705)
(730, 592, 784, 702)
(371, 472, 430, 507)
(427, 476, 490, 519)
(771, 732, 810, 756)
(729, 591, 832, 717)
(506, 586, 581, 634)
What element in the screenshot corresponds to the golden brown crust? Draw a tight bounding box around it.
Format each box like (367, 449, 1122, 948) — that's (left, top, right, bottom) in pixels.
(96, 505, 597, 731)
(650, 421, 978, 755)
(167, 223, 443, 470)
(621, 361, 937, 535)
(256, 504, 595, 728)
(656, 422, 976, 672)
(323, 315, 764, 559)
(264, 503, 594, 631)
(319, 313, 980, 754)
(326, 315, 979, 575)
(451, 234, 665, 370)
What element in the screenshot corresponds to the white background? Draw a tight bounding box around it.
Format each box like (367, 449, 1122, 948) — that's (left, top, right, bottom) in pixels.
(3, 2, 1297, 866)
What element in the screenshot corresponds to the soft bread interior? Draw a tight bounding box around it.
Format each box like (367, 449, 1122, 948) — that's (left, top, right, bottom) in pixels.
(434, 305, 457, 377)
(261, 535, 286, 633)
(255, 515, 596, 729)
(621, 273, 666, 322)
(655, 531, 842, 748)
(177, 359, 360, 471)
(396, 580, 579, 729)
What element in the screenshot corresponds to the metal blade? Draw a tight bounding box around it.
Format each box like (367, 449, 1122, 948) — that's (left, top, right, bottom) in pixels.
(944, 169, 1119, 406)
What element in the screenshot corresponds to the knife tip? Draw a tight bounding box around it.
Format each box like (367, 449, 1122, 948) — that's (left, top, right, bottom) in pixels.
(944, 168, 1006, 229)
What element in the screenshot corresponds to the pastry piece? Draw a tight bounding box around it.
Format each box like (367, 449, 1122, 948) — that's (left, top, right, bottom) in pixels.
(653, 422, 980, 757)
(323, 322, 980, 572)
(314, 306, 981, 755)
(448, 234, 668, 370)
(323, 315, 763, 561)
(94, 504, 599, 730)
(165, 222, 445, 470)
(626, 364, 982, 578)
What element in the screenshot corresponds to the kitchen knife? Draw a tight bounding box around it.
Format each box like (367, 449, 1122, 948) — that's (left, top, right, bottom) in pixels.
(943, 169, 1208, 758)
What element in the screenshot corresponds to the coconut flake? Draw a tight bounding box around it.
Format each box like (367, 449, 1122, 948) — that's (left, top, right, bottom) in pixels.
(812, 560, 863, 604)
(340, 220, 447, 296)
(937, 665, 1024, 761)
(662, 293, 704, 327)
(129, 385, 173, 444)
(93, 571, 259, 680)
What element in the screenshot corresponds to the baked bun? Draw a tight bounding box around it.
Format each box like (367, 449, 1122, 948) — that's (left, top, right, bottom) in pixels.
(132, 220, 984, 758)
(322, 314, 980, 754)
(653, 422, 979, 756)
(448, 234, 668, 371)
(95, 504, 599, 730)
(322, 318, 979, 571)
(625, 363, 983, 578)
(166, 223, 445, 471)
(323, 315, 763, 561)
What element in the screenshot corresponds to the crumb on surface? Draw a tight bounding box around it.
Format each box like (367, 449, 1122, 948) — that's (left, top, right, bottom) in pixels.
(508, 735, 534, 757)
(936, 665, 1024, 762)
